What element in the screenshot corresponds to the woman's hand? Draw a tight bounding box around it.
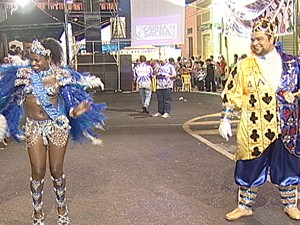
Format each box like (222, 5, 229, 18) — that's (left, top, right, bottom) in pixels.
(72, 100, 91, 118)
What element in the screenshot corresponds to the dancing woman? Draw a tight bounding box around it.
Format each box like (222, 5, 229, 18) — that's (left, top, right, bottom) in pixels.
(0, 38, 106, 225)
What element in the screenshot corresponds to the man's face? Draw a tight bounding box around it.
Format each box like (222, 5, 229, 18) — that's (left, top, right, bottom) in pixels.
(250, 32, 274, 56)
(30, 53, 51, 72)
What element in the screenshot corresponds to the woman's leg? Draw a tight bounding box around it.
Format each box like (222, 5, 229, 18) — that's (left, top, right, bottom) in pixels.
(27, 138, 48, 224)
(49, 136, 70, 225)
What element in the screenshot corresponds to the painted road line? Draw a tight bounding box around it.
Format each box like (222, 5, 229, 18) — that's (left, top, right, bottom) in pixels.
(182, 113, 234, 160)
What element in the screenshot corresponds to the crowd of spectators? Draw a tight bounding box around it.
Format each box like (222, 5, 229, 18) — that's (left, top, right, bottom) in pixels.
(1, 44, 30, 66)
(132, 53, 248, 93)
(0, 44, 31, 149)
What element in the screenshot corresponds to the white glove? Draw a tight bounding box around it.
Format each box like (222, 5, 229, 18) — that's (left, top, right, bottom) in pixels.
(218, 119, 232, 141)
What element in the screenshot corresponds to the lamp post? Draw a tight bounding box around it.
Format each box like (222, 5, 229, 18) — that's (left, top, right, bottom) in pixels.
(64, 0, 71, 65)
(15, 0, 31, 8)
(117, 15, 121, 92)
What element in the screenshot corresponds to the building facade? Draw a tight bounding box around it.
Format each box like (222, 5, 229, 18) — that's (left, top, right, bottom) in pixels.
(181, 0, 300, 64)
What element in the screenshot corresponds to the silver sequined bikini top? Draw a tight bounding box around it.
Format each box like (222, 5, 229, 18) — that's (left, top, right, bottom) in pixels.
(15, 68, 72, 97)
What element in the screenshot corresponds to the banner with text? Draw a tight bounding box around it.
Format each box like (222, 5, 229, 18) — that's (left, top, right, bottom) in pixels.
(131, 0, 184, 46)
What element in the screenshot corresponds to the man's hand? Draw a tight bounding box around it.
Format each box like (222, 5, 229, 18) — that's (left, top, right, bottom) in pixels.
(218, 119, 232, 141)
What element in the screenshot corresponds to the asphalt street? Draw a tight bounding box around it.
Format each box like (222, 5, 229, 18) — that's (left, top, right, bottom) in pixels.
(0, 91, 298, 225)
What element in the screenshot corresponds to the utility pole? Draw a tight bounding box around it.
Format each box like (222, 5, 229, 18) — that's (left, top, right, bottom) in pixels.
(64, 0, 70, 65)
(117, 14, 121, 92)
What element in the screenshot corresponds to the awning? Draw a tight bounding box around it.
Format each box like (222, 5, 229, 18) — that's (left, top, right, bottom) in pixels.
(0, 4, 64, 42)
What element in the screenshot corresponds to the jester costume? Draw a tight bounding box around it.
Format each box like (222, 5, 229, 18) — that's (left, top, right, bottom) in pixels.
(221, 41, 300, 220)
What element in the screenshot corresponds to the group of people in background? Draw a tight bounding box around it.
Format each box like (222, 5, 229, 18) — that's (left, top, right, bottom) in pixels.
(131, 53, 248, 118)
(1, 43, 31, 66)
(133, 56, 176, 118)
(0, 44, 32, 149)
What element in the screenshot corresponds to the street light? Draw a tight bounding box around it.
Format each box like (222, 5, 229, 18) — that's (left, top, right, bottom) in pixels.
(64, 0, 72, 65)
(15, 0, 31, 7)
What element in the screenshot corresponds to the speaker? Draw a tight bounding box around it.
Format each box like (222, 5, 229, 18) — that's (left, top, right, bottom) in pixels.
(120, 55, 132, 91)
(77, 54, 118, 91)
(83, 0, 102, 53)
(83, 0, 99, 12)
(85, 18, 102, 53)
(85, 19, 100, 41)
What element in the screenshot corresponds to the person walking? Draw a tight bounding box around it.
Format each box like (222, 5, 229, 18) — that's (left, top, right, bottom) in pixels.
(218, 18, 300, 221)
(219, 55, 227, 90)
(195, 61, 206, 91)
(152, 58, 176, 118)
(204, 58, 216, 92)
(0, 38, 106, 225)
(133, 55, 153, 114)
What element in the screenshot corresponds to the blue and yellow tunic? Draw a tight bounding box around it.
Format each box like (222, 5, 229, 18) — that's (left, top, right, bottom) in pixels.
(222, 46, 300, 160)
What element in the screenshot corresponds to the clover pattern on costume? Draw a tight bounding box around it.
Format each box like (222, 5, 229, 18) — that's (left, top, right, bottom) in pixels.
(231, 66, 237, 77)
(247, 90, 277, 157)
(250, 112, 258, 124)
(252, 146, 261, 157)
(222, 94, 228, 104)
(249, 94, 257, 107)
(250, 129, 260, 142)
(227, 80, 234, 90)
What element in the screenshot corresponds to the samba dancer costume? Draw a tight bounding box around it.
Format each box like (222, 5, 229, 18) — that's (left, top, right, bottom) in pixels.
(220, 18, 300, 220)
(0, 39, 106, 225)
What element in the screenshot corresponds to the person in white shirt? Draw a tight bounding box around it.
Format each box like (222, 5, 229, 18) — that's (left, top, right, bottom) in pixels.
(133, 55, 153, 114)
(152, 58, 176, 118)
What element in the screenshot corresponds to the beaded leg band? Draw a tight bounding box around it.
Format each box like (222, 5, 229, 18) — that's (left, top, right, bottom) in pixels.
(279, 186, 300, 220)
(52, 174, 70, 225)
(30, 178, 45, 225)
(279, 185, 298, 208)
(238, 186, 258, 209)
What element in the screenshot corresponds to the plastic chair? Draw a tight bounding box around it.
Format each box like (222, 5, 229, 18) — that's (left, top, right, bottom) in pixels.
(181, 74, 192, 92)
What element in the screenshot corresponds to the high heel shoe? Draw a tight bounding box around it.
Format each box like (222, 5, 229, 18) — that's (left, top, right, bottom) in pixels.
(32, 212, 45, 225)
(57, 208, 70, 225)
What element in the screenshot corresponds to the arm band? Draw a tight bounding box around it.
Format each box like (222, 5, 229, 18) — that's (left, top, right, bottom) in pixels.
(221, 105, 234, 121)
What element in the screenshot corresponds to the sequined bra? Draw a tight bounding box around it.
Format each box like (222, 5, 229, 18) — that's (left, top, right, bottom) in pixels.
(15, 68, 72, 97)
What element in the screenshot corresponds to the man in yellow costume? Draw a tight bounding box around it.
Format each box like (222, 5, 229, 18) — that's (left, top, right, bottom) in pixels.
(219, 17, 300, 221)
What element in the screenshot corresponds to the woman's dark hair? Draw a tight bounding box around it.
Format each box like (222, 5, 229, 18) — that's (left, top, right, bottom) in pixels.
(41, 38, 64, 66)
(139, 55, 146, 62)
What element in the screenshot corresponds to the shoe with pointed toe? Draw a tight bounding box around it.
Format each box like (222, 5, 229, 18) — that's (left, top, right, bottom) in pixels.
(284, 207, 300, 220)
(225, 207, 253, 221)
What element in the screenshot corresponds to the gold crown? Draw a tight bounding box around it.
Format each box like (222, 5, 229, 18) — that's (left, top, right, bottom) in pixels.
(251, 18, 276, 37)
(31, 39, 51, 57)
